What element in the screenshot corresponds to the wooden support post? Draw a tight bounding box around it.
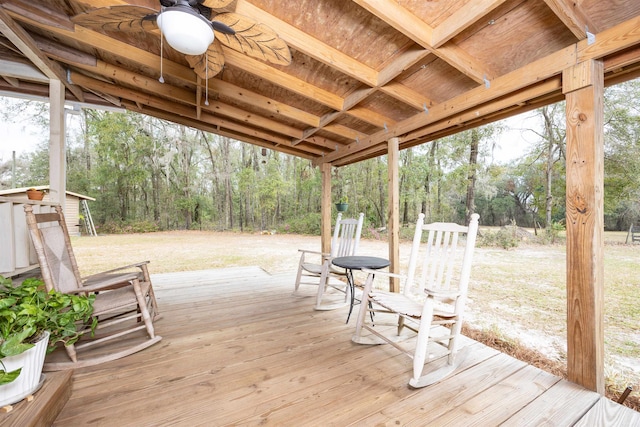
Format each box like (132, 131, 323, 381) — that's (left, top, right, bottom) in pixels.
(562, 59, 605, 394)
(49, 79, 66, 204)
(388, 137, 400, 292)
(320, 162, 332, 256)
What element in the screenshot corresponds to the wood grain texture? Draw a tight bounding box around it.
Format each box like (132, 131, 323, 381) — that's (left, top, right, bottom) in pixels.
(0, 370, 73, 427)
(49, 267, 633, 426)
(563, 59, 605, 394)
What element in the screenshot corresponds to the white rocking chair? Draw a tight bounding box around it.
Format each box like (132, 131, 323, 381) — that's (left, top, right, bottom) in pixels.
(352, 213, 479, 388)
(293, 212, 364, 310)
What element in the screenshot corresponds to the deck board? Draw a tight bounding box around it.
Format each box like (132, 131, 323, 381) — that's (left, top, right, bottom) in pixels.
(51, 268, 638, 426)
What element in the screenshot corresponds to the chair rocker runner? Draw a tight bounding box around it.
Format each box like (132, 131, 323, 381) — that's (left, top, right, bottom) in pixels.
(293, 212, 364, 310)
(352, 213, 479, 388)
(24, 204, 161, 370)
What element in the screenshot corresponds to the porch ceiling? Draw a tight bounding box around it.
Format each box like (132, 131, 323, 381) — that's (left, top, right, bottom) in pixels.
(1, 0, 640, 166)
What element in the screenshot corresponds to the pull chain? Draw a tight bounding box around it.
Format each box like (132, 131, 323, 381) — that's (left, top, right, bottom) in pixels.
(159, 33, 165, 83)
(204, 51, 209, 106)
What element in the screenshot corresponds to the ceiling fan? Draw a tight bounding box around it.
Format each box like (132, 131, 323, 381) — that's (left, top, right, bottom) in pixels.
(72, 0, 292, 80)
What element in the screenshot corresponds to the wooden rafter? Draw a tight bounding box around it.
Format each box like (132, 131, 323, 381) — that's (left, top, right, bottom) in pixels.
(0, 8, 84, 101)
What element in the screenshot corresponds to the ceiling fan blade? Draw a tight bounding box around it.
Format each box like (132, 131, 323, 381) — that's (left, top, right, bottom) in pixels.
(200, 0, 238, 12)
(72, 6, 158, 33)
(211, 20, 235, 35)
(213, 13, 291, 66)
(185, 40, 225, 79)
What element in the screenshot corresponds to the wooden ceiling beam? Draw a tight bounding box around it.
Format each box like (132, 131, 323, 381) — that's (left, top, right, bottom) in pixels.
(1, 75, 19, 87)
(0, 0, 73, 31)
(351, 0, 433, 49)
(376, 48, 434, 109)
(207, 79, 320, 128)
(543, 0, 598, 39)
(121, 99, 295, 149)
(0, 58, 47, 82)
(32, 33, 97, 67)
(124, 101, 316, 160)
(322, 123, 368, 141)
(0, 7, 84, 101)
(59, 45, 322, 130)
(380, 81, 431, 111)
(235, 0, 378, 86)
(223, 49, 343, 110)
(402, 77, 563, 146)
(348, 106, 395, 129)
(69, 71, 306, 140)
(225, 47, 399, 136)
(431, 0, 508, 47)
(234, 0, 421, 137)
(352, 0, 493, 84)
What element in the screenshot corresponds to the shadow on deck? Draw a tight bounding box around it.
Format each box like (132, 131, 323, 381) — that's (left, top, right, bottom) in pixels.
(39, 267, 640, 425)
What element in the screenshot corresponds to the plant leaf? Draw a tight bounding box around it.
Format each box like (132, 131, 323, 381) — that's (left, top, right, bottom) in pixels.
(0, 367, 22, 385)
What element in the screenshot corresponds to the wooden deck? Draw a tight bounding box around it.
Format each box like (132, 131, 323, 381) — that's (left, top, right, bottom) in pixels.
(50, 267, 639, 426)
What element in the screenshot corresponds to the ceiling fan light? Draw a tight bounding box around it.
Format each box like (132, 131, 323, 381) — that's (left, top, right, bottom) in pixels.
(157, 9, 214, 56)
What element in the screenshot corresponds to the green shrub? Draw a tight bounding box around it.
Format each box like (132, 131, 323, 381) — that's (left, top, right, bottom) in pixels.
(96, 220, 160, 234)
(282, 212, 322, 235)
(478, 227, 519, 249)
(540, 221, 565, 244)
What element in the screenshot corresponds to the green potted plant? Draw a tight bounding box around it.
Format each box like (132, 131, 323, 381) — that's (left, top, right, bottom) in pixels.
(335, 195, 349, 212)
(0, 276, 95, 406)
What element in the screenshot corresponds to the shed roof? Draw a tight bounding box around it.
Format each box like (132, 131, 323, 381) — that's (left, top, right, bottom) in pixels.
(0, 185, 96, 201)
(1, 0, 640, 166)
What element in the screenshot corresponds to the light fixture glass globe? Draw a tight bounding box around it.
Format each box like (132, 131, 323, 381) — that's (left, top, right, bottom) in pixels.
(157, 9, 214, 56)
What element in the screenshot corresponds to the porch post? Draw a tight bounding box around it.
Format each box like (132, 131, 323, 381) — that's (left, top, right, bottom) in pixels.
(49, 79, 66, 204)
(388, 137, 400, 292)
(320, 162, 332, 255)
(562, 59, 605, 394)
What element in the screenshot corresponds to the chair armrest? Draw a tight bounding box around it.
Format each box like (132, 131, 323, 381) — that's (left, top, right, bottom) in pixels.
(424, 288, 461, 299)
(297, 249, 328, 257)
(80, 272, 140, 292)
(94, 261, 150, 275)
(361, 269, 405, 281)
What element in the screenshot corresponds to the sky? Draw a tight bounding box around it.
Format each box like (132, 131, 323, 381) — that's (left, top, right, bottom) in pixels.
(0, 120, 45, 160)
(0, 96, 47, 161)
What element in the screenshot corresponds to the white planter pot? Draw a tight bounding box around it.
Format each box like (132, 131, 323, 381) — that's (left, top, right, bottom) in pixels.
(0, 331, 49, 407)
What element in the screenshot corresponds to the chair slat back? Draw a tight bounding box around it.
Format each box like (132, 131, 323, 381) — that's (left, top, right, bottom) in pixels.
(331, 212, 365, 258)
(404, 213, 479, 300)
(24, 205, 84, 294)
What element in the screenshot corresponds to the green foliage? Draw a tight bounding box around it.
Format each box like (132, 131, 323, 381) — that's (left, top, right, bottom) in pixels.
(283, 212, 322, 235)
(478, 224, 520, 249)
(97, 220, 160, 234)
(541, 221, 565, 244)
(0, 276, 95, 384)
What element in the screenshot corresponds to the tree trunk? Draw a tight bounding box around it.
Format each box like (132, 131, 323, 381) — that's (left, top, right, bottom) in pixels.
(465, 129, 479, 224)
(377, 157, 386, 227)
(542, 106, 554, 228)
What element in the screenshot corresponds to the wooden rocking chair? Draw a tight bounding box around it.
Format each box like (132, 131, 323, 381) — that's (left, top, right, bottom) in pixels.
(24, 204, 161, 370)
(352, 213, 479, 388)
(293, 212, 364, 310)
